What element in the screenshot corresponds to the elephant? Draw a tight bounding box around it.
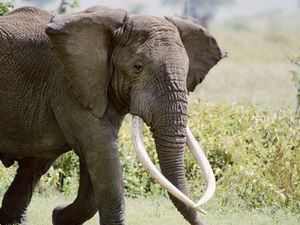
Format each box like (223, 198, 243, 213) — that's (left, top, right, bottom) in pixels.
(0, 5, 225, 225)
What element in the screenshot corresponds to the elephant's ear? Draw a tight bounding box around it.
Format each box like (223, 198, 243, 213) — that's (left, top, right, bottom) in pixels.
(165, 17, 226, 91)
(45, 7, 127, 118)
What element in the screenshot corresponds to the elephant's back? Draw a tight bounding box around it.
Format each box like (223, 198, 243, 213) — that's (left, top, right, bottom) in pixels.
(0, 6, 59, 88)
(0, 6, 60, 95)
(0, 6, 53, 53)
(1, 6, 52, 36)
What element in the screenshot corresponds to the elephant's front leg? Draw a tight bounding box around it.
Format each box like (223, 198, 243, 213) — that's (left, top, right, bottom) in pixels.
(52, 160, 97, 225)
(82, 141, 125, 225)
(55, 117, 125, 224)
(0, 157, 56, 225)
(52, 92, 125, 224)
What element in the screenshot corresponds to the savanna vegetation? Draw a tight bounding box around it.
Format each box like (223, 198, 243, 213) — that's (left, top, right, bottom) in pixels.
(0, 1, 300, 225)
(1, 102, 299, 224)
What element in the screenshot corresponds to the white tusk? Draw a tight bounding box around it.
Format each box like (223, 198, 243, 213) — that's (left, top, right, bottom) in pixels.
(186, 126, 216, 206)
(131, 115, 208, 215)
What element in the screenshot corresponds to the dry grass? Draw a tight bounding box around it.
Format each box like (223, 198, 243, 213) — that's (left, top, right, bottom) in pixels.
(191, 61, 297, 111)
(190, 12, 300, 112)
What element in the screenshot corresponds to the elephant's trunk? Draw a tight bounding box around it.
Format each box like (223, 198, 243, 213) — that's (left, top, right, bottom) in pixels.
(130, 58, 215, 223)
(156, 140, 202, 224)
(132, 92, 215, 224)
(151, 105, 204, 224)
(150, 90, 203, 223)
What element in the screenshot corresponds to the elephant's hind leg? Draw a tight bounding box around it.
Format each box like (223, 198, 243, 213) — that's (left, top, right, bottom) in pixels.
(52, 160, 97, 225)
(0, 157, 56, 225)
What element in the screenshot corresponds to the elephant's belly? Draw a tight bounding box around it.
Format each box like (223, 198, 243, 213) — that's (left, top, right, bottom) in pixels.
(0, 130, 68, 158)
(0, 113, 68, 158)
(0, 86, 68, 157)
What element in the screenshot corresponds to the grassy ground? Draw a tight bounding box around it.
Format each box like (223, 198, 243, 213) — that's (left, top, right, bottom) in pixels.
(25, 192, 299, 225)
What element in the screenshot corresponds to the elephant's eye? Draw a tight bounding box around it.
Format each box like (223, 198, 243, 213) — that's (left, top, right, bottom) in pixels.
(133, 63, 143, 74)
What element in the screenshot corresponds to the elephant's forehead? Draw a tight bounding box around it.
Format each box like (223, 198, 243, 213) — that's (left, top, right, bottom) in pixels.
(128, 14, 177, 33)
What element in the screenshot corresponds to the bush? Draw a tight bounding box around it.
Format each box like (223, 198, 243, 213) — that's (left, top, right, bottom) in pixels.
(0, 101, 299, 212)
(188, 101, 299, 211)
(0, 1, 14, 16)
(38, 152, 79, 195)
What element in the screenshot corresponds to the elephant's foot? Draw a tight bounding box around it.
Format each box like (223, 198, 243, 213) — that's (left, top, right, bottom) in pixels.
(52, 161, 97, 225)
(0, 208, 28, 225)
(52, 204, 78, 225)
(52, 204, 87, 225)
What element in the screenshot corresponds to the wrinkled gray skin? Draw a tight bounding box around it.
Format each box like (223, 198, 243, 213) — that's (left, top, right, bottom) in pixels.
(0, 6, 223, 225)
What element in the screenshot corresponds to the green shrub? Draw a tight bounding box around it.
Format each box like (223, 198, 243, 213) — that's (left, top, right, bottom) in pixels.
(0, 101, 299, 212)
(0, 1, 14, 16)
(188, 101, 299, 211)
(38, 152, 79, 195)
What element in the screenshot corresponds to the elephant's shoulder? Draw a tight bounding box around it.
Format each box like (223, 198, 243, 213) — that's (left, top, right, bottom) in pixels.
(2, 7, 52, 32)
(7, 6, 53, 20)
(0, 7, 53, 45)
(0, 7, 55, 69)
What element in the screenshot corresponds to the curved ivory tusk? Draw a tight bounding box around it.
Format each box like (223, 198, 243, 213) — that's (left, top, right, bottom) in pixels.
(131, 115, 214, 215)
(186, 127, 216, 206)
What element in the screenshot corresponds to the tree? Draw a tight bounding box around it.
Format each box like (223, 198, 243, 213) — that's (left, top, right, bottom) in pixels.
(162, 0, 234, 28)
(0, 0, 14, 16)
(57, 0, 79, 14)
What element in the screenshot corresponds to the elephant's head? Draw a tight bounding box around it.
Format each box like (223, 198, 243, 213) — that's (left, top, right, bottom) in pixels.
(46, 5, 224, 224)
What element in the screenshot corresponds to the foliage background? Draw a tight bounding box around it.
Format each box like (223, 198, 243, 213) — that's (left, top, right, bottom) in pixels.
(0, 1, 13, 15)
(1, 101, 299, 213)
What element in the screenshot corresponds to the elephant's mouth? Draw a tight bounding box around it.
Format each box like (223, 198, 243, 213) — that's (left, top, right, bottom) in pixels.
(131, 116, 216, 214)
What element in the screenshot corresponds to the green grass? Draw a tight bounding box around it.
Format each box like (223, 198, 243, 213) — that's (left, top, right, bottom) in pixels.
(24, 192, 300, 225)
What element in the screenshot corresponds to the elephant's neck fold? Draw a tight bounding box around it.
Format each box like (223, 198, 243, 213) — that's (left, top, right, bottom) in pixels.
(108, 86, 129, 117)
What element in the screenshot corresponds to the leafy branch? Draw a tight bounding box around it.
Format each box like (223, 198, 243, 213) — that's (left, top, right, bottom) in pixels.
(57, 0, 80, 14)
(0, 0, 14, 16)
